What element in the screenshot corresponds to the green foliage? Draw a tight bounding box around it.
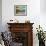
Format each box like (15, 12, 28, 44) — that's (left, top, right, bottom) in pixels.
(36, 25, 45, 41)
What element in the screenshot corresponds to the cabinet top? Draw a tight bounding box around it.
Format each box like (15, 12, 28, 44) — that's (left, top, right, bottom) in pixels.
(7, 23, 34, 25)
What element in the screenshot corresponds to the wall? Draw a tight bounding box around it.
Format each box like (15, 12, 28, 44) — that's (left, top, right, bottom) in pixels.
(2, 0, 40, 46)
(40, 0, 46, 32)
(0, 0, 2, 32)
(2, 0, 46, 46)
(2, 0, 40, 30)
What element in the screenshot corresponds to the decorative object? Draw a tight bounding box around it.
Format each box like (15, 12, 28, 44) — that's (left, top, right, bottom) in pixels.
(1, 31, 12, 46)
(8, 19, 19, 23)
(25, 20, 30, 23)
(36, 25, 45, 46)
(14, 5, 27, 16)
(0, 32, 5, 46)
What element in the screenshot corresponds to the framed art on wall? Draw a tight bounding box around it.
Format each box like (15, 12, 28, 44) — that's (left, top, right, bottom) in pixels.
(14, 5, 27, 16)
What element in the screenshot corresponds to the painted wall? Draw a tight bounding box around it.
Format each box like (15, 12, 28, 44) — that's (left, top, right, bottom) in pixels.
(2, 0, 46, 46)
(2, 0, 40, 31)
(2, 0, 40, 46)
(0, 0, 2, 32)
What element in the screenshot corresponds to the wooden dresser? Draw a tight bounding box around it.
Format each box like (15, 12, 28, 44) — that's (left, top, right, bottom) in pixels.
(7, 23, 34, 46)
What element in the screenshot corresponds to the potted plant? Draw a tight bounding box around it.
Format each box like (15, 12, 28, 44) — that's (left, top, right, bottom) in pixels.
(36, 25, 45, 46)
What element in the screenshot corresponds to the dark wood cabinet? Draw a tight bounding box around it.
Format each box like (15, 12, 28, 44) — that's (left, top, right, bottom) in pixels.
(7, 23, 34, 46)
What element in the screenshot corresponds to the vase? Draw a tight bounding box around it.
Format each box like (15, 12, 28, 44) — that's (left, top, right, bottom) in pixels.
(39, 40, 45, 46)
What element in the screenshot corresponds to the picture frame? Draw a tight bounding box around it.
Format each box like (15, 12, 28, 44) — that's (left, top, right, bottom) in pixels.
(14, 5, 27, 16)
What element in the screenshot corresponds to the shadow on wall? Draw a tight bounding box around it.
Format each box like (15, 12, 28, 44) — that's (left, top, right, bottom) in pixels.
(0, 16, 2, 32)
(0, 0, 2, 32)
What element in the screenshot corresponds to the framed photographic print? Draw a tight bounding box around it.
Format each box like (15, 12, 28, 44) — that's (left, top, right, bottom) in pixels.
(14, 5, 27, 16)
